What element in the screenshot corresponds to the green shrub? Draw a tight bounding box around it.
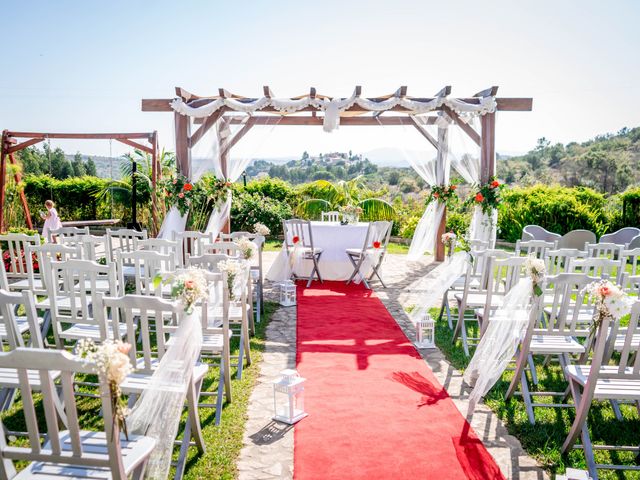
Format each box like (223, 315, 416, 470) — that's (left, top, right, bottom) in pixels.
(498, 185, 608, 242)
(399, 216, 420, 238)
(230, 192, 293, 236)
(242, 177, 297, 205)
(446, 210, 471, 237)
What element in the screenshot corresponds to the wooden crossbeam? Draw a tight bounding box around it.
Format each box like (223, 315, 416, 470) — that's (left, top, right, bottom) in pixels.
(115, 138, 153, 154)
(142, 97, 532, 113)
(198, 115, 439, 126)
(6, 132, 154, 140)
(441, 106, 481, 146)
(374, 86, 406, 118)
(409, 117, 439, 150)
(7, 138, 44, 154)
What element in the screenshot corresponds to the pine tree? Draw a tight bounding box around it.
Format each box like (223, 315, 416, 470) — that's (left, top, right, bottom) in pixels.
(72, 152, 86, 177)
(85, 157, 97, 176)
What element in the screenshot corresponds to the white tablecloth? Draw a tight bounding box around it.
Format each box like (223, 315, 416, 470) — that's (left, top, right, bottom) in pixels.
(267, 222, 370, 281)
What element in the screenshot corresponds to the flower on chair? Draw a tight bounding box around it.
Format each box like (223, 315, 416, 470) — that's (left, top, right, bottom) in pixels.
(292, 236, 300, 244)
(373, 241, 381, 249)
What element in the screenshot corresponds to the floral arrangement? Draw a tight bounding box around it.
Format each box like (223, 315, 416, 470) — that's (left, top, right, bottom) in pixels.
(198, 175, 233, 210)
(467, 177, 505, 215)
(581, 280, 632, 336)
(254, 222, 270, 237)
(234, 237, 256, 260)
(427, 184, 458, 207)
(441, 232, 457, 257)
(155, 268, 209, 313)
(524, 255, 546, 296)
(76, 339, 133, 439)
(162, 174, 195, 216)
(3, 250, 39, 274)
(218, 259, 248, 301)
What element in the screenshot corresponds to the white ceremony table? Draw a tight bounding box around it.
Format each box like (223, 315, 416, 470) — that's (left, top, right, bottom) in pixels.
(267, 221, 370, 281)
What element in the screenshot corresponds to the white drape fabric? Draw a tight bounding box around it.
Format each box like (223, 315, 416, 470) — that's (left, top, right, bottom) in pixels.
(463, 278, 534, 412)
(171, 93, 497, 133)
(127, 309, 204, 479)
(158, 207, 188, 240)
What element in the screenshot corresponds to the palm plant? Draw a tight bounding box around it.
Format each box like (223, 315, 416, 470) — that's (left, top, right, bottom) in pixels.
(296, 176, 395, 220)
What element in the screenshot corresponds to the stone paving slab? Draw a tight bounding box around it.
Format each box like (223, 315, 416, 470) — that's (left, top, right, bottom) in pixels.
(237, 252, 548, 480)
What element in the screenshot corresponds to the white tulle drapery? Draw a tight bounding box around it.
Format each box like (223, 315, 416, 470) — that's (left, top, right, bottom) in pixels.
(158, 207, 188, 240)
(463, 278, 534, 412)
(171, 93, 497, 133)
(127, 308, 204, 479)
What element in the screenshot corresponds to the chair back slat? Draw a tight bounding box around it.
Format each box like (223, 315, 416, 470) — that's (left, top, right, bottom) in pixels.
(60, 370, 83, 457)
(187, 253, 232, 272)
(106, 228, 148, 263)
(544, 273, 596, 335)
(116, 250, 175, 296)
(515, 239, 555, 259)
(587, 242, 624, 260)
(174, 231, 214, 266)
(321, 211, 340, 222)
(203, 241, 241, 257)
(569, 257, 621, 282)
(545, 248, 585, 275)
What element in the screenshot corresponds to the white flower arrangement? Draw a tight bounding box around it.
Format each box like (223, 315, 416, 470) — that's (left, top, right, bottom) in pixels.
(254, 222, 270, 236)
(218, 259, 248, 301)
(155, 268, 209, 314)
(441, 232, 457, 258)
(76, 339, 133, 439)
(524, 254, 546, 296)
(581, 279, 632, 336)
(234, 236, 256, 260)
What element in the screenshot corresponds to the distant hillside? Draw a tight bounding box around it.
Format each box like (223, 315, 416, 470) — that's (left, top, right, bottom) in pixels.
(498, 127, 640, 194)
(65, 155, 127, 179)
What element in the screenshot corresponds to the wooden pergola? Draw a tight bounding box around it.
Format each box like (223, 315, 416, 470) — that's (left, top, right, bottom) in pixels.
(0, 130, 160, 233)
(142, 86, 532, 260)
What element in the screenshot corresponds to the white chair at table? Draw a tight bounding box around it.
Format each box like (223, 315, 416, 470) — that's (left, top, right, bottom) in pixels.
(561, 301, 640, 479)
(135, 237, 181, 269)
(505, 273, 597, 424)
(515, 239, 556, 259)
(187, 255, 253, 378)
(321, 211, 340, 222)
(345, 220, 392, 289)
(0, 347, 155, 480)
(438, 239, 489, 330)
(45, 259, 124, 349)
(452, 249, 511, 356)
(174, 231, 213, 267)
(106, 228, 147, 264)
(557, 229, 596, 251)
(0, 232, 41, 293)
(282, 219, 323, 287)
(49, 225, 89, 242)
(599, 227, 640, 247)
(115, 249, 175, 297)
(220, 232, 266, 322)
(101, 294, 207, 480)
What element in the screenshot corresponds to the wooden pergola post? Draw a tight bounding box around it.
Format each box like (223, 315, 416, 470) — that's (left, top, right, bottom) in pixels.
(435, 115, 449, 262)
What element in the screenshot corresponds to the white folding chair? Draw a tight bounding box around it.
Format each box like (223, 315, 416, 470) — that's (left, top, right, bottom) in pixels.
(506, 273, 597, 424)
(0, 233, 41, 292)
(282, 219, 323, 287)
(587, 242, 624, 261)
(106, 228, 148, 263)
(562, 301, 640, 479)
(321, 211, 340, 222)
(345, 221, 393, 289)
(174, 231, 213, 267)
(115, 249, 175, 296)
(620, 247, 640, 294)
(0, 347, 155, 480)
(60, 234, 108, 263)
(135, 238, 181, 268)
(101, 294, 207, 479)
(545, 248, 585, 276)
(49, 225, 89, 242)
(202, 241, 241, 257)
(515, 239, 556, 258)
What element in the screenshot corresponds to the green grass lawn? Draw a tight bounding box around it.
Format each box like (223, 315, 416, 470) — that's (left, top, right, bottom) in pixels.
(431, 307, 640, 479)
(0, 302, 278, 480)
(264, 239, 409, 254)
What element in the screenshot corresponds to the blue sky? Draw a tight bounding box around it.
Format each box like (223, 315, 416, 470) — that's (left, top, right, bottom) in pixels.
(2, 0, 639, 159)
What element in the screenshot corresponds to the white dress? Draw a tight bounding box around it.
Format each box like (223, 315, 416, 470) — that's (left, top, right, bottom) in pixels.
(42, 207, 62, 239)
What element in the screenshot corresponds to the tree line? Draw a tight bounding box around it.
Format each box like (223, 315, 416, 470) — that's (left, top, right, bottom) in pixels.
(17, 144, 97, 179)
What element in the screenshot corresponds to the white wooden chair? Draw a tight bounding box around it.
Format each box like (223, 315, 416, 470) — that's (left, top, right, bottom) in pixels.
(115, 249, 175, 296)
(439, 239, 489, 329)
(282, 219, 323, 287)
(586, 242, 624, 261)
(515, 239, 556, 258)
(506, 273, 597, 424)
(568, 257, 622, 283)
(174, 231, 213, 267)
(345, 221, 393, 289)
(0, 348, 155, 480)
(60, 234, 108, 263)
(49, 225, 89, 242)
(545, 248, 585, 276)
(202, 241, 241, 257)
(561, 301, 640, 479)
(106, 228, 148, 263)
(26, 243, 83, 296)
(45, 259, 123, 348)
(135, 238, 181, 268)
(452, 249, 511, 356)
(101, 294, 207, 479)
(620, 247, 640, 294)
(0, 233, 41, 292)
(321, 211, 340, 222)
(0, 289, 48, 412)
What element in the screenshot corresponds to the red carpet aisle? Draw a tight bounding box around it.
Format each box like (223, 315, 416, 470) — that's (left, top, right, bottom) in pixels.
(294, 282, 505, 480)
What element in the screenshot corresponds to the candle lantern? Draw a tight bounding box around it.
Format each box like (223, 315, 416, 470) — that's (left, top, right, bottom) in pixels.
(272, 369, 308, 424)
(414, 313, 436, 349)
(278, 280, 297, 307)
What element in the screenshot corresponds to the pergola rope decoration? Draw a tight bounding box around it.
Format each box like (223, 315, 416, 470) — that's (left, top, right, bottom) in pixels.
(142, 85, 532, 261)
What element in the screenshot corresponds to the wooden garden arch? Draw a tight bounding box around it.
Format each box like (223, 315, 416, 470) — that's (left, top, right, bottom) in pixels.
(0, 130, 160, 233)
(142, 86, 532, 261)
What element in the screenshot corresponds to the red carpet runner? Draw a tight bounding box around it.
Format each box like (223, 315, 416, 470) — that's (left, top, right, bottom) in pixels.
(294, 282, 505, 480)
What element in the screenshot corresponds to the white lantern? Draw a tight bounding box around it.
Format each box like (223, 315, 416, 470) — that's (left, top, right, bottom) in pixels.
(272, 369, 307, 424)
(414, 313, 436, 349)
(278, 280, 296, 307)
(556, 469, 591, 480)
